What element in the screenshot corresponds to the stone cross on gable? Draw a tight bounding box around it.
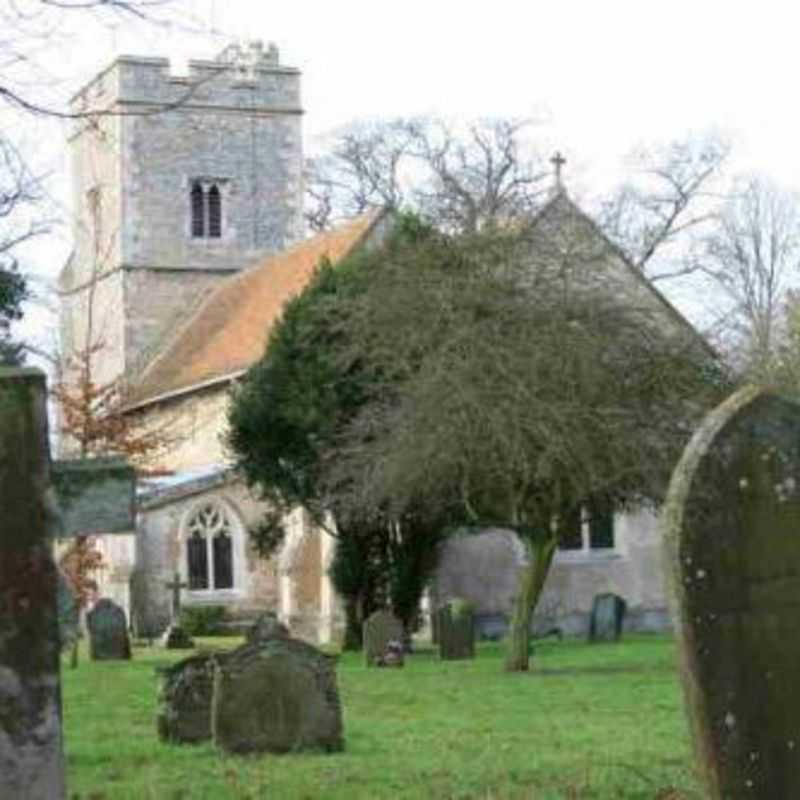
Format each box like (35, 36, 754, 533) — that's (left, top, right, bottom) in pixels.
(165, 571, 188, 623)
(550, 150, 567, 188)
(0, 368, 137, 800)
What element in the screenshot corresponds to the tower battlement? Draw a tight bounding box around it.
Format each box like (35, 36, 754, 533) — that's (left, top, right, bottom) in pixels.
(71, 41, 301, 115)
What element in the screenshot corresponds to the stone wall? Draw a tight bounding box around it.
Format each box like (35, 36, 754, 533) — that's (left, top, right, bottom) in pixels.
(433, 508, 670, 637)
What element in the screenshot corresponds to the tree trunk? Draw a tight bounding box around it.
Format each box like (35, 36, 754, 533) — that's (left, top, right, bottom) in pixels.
(341, 595, 363, 651)
(504, 536, 558, 672)
(69, 640, 79, 669)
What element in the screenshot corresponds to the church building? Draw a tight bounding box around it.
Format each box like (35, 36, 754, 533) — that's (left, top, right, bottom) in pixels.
(59, 42, 699, 643)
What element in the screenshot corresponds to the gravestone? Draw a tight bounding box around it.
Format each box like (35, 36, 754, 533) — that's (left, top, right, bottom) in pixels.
(212, 637, 344, 754)
(588, 593, 627, 642)
(156, 651, 231, 743)
(87, 598, 131, 660)
(363, 609, 404, 667)
(0, 369, 65, 799)
(161, 572, 194, 650)
(0, 368, 137, 799)
(661, 386, 800, 799)
(437, 599, 476, 660)
(246, 612, 289, 645)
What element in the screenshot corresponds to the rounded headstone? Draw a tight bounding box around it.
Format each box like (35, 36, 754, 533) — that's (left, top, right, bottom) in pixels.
(86, 598, 131, 661)
(662, 386, 800, 799)
(245, 612, 289, 645)
(212, 638, 343, 755)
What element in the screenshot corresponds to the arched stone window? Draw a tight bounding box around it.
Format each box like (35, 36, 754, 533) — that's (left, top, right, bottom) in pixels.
(184, 501, 238, 591)
(190, 182, 205, 238)
(189, 180, 225, 239)
(207, 184, 222, 238)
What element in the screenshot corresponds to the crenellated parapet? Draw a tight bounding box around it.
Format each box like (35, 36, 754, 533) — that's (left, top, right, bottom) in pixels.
(71, 41, 301, 116)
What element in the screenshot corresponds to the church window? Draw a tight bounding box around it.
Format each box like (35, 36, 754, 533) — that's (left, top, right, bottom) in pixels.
(557, 499, 615, 554)
(185, 502, 237, 590)
(207, 184, 222, 238)
(190, 181, 224, 239)
(190, 182, 205, 238)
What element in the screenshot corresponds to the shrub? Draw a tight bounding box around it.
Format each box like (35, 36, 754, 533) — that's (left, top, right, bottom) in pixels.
(179, 605, 227, 636)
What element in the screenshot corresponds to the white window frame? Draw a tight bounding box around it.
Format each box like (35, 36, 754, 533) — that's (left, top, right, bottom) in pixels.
(179, 497, 248, 603)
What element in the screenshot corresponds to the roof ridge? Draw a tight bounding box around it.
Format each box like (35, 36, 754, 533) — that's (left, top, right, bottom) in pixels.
(125, 208, 387, 410)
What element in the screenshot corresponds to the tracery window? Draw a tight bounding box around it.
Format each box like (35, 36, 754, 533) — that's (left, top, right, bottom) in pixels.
(186, 502, 235, 590)
(190, 181, 224, 239)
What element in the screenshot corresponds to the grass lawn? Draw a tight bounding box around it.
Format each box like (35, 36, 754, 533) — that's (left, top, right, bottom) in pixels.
(62, 634, 703, 800)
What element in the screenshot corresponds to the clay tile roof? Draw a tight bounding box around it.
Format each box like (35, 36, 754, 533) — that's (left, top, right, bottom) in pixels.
(126, 211, 385, 409)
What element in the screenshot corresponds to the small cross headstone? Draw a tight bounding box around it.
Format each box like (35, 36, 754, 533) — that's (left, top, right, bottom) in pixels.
(588, 593, 626, 642)
(87, 598, 131, 660)
(437, 599, 475, 660)
(662, 386, 800, 798)
(161, 571, 194, 649)
(363, 609, 404, 667)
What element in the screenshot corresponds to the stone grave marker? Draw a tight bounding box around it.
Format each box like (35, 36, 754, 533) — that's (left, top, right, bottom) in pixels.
(588, 593, 627, 642)
(156, 651, 231, 744)
(363, 608, 404, 667)
(246, 612, 289, 645)
(87, 598, 131, 660)
(0, 368, 136, 799)
(161, 571, 194, 649)
(437, 599, 475, 660)
(212, 637, 344, 754)
(662, 386, 800, 799)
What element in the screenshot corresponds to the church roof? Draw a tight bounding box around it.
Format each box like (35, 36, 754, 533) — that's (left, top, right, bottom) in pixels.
(125, 211, 386, 410)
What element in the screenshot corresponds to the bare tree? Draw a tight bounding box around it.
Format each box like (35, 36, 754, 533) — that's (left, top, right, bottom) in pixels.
(699, 177, 800, 377)
(306, 116, 549, 234)
(598, 133, 729, 281)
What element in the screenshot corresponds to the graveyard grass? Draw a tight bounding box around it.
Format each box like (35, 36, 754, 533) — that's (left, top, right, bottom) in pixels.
(63, 635, 702, 800)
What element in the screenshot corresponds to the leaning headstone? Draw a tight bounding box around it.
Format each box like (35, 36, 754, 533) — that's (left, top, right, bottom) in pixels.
(437, 599, 475, 660)
(363, 609, 404, 667)
(588, 593, 626, 642)
(0, 368, 65, 799)
(212, 638, 344, 754)
(156, 651, 231, 744)
(87, 598, 131, 660)
(662, 386, 800, 799)
(246, 612, 289, 645)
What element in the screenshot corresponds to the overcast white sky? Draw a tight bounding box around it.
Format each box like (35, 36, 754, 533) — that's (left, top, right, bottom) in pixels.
(9, 0, 800, 355)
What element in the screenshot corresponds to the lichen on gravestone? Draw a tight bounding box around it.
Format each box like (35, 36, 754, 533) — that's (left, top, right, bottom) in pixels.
(212, 637, 344, 755)
(662, 386, 800, 799)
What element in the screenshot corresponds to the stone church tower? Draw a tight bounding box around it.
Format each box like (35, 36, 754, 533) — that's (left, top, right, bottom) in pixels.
(59, 41, 304, 387)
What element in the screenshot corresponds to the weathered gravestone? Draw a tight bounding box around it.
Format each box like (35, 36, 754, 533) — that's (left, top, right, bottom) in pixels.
(156, 651, 232, 743)
(363, 609, 404, 667)
(161, 572, 194, 650)
(0, 368, 137, 799)
(246, 612, 289, 645)
(437, 599, 475, 660)
(662, 386, 800, 799)
(588, 593, 627, 642)
(0, 369, 66, 799)
(87, 598, 131, 660)
(212, 638, 344, 754)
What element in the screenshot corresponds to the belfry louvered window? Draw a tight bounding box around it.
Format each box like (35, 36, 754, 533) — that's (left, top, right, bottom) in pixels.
(190, 182, 205, 237)
(207, 185, 222, 238)
(190, 181, 223, 239)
